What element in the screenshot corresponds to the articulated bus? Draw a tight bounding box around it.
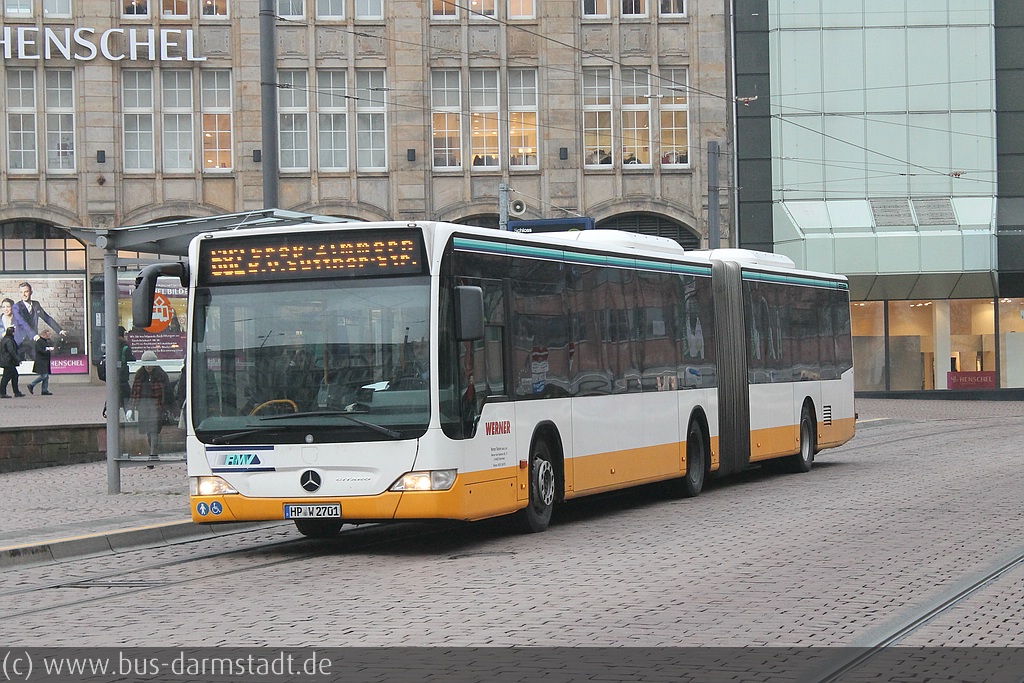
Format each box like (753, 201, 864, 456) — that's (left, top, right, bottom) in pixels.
(134, 221, 855, 538)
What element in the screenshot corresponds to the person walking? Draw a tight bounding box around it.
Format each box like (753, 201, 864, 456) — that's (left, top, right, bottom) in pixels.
(130, 351, 169, 457)
(1, 326, 25, 398)
(26, 329, 54, 395)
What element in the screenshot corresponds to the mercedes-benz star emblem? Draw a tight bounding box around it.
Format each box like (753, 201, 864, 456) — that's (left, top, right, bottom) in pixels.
(300, 470, 322, 493)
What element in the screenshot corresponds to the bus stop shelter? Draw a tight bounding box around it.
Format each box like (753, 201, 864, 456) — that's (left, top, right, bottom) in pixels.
(67, 209, 351, 493)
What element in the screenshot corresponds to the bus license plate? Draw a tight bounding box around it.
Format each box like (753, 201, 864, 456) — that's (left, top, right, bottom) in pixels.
(284, 504, 341, 519)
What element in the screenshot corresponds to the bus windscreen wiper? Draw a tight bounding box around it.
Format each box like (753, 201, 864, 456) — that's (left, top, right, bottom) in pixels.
(210, 426, 283, 445)
(259, 410, 403, 440)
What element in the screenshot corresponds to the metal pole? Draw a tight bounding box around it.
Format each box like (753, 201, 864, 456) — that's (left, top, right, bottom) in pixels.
(260, 0, 279, 208)
(499, 183, 510, 231)
(708, 140, 721, 249)
(103, 238, 122, 494)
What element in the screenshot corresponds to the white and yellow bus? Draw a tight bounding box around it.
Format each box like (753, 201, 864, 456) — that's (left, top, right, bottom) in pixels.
(134, 222, 855, 538)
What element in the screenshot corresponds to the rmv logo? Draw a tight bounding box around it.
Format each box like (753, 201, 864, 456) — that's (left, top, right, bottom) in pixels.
(224, 453, 261, 466)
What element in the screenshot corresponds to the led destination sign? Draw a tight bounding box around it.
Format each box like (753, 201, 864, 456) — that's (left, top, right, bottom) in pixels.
(198, 230, 425, 284)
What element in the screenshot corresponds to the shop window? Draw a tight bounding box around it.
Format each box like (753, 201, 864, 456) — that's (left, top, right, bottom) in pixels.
(999, 298, 1024, 388)
(851, 301, 885, 391)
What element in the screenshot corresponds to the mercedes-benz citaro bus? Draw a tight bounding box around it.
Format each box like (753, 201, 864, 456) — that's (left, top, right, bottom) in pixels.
(133, 221, 855, 538)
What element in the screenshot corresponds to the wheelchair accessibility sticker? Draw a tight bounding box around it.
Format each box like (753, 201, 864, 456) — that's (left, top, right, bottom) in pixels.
(196, 502, 223, 517)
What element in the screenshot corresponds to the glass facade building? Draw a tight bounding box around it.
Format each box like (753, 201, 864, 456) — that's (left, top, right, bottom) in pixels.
(735, 0, 1023, 393)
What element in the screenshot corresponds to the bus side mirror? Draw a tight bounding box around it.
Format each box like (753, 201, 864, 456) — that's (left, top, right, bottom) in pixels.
(455, 286, 484, 341)
(133, 262, 188, 328)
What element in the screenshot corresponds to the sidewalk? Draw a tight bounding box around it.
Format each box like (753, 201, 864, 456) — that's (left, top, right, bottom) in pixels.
(2, 387, 1023, 567)
(0, 381, 197, 567)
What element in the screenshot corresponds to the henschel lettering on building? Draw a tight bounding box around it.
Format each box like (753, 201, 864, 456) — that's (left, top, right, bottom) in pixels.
(0, 26, 206, 62)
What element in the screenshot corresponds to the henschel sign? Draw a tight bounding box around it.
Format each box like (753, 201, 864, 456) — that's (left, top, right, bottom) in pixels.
(0, 26, 207, 62)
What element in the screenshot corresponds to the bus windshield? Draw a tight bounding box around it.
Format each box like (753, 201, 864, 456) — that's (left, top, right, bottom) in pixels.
(190, 276, 431, 444)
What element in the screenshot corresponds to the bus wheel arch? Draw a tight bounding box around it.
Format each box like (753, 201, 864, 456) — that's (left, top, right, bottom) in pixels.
(515, 423, 563, 533)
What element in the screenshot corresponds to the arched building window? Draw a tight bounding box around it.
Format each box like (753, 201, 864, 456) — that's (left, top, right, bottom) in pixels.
(596, 213, 699, 249)
(0, 221, 87, 272)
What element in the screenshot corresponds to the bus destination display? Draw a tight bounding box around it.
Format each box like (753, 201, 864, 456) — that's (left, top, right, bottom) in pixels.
(199, 230, 424, 284)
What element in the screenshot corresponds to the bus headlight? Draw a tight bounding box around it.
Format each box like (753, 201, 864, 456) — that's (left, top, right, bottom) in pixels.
(390, 469, 457, 492)
(191, 476, 238, 496)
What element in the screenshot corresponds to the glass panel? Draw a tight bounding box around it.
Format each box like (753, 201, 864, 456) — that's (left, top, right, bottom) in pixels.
(66, 248, 87, 271)
(851, 301, 885, 391)
(123, 0, 148, 15)
(887, 300, 932, 391)
(509, 112, 537, 166)
(583, 0, 610, 17)
(316, 0, 342, 17)
(201, 0, 229, 16)
(470, 112, 499, 167)
(433, 0, 456, 16)
(191, 277, 432, 442)
(999, 298, 1024, 388)
(947, 298, 995, 390)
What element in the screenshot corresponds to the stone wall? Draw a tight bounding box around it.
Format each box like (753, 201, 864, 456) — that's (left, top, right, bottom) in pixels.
(0, 425, 185, 473)
(0, 425, 106, 473)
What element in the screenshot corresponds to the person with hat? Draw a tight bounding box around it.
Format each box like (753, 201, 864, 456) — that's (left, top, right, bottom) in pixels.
(130, 351, 169, 457)
(1, 326, 25, 398)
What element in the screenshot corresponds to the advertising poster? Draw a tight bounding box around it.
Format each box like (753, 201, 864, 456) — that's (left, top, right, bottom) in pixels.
(0, 276, 89, 375)
(116, 279, 187, 367)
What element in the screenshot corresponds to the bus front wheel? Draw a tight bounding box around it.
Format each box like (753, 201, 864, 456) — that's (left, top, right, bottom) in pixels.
(516, 439, 556, 533)
(294, 519, 343, 539)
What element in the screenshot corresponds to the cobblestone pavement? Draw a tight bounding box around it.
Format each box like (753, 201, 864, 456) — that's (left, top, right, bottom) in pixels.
(1, 397, 1022, 650)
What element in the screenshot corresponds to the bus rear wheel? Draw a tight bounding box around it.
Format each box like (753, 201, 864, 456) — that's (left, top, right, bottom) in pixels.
(294, 519, 343, 539)
(516, 439, 556, 533)
(787, 405, 816, 473)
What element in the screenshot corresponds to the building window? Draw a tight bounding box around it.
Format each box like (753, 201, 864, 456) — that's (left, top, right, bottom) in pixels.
(122, 70, 155, 172)
(355, 0, 382, 19)
(317, 69, 348, 170)
(161, 0, 188, 17)
(122, 0, 149, 17)
(161, 70, 193, 171)
(201, 70, 233, 170)
(45, 69, 76, 172)
(507, 0, 534, 19)
(622, 0, 646, 16)
(583, 0, 609, 17)
(659, 67, 688, 166)
(583, 67, 612, 166)
(278, 0, 303, 18)
(508, 68, 538, 168)
(0, 222, 87, 273)
(316, 0, 343, 18)
(4, 0, 31, 16)
(7, 69, 36, 172)
(621, 68, 650, 166)
(431, 70, 462, 169)
(355, 69, 387, 170)
(201, 0, 228, 16)
(43, 0, 72, 17)
(432, 0, 457, 18)
(278, 70, 309, 171)
(472, 0, 496, 18)
(469, 70, 499, 169)
(660, 0, 685, 16)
